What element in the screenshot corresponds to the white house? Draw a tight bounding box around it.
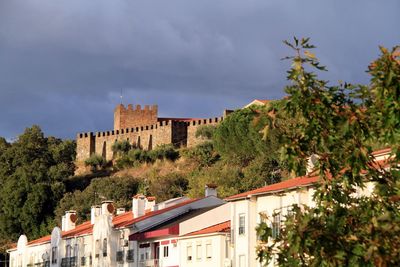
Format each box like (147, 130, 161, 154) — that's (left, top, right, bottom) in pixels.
(7, 188, 226, 267)
(225, 148, 392, 267)
(129, 202, 232, 267)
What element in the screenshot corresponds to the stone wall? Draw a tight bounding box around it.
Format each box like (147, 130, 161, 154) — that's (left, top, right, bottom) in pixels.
(76, 120, 189, 162)
(186, 117, 224, 147)
(114, 104, 158, 130)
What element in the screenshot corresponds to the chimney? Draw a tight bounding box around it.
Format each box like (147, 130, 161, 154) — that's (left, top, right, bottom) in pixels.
(101, 200, 115, 216)
(205, 184, 218, 197)
(116, 208, 126, 215)
(62, 211, 77, 231)
(306, 154, 319, 175)
(145, 197, 156, 211)
(90, 205, 101, 224)
(132, 194, 146, 218)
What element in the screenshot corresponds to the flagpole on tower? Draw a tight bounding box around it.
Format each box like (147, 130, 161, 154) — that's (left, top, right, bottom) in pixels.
(120, 89, 123, 104)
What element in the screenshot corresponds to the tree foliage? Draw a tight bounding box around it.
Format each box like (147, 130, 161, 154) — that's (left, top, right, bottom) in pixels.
(213, 108, 268, 165)
(0, 126, 76, 242)
(256, 38, 400, 266)
(56, 176, 141, 223)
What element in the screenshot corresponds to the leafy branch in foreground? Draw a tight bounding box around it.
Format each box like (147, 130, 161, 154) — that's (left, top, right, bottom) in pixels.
(257, 38, 400, 266)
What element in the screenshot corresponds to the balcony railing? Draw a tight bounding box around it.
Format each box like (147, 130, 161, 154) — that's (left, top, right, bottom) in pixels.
(33, 262, 50, 267)
(126, 249, 134, 262)
(116, 251, 124, 263)
(61, 256, 77, 267)
(139, 259, 160, 267)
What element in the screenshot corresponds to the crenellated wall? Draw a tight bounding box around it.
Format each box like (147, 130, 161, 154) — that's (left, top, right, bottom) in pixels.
(114, 104, 158, 130)
(76, 120, 188, 162)
(76, 103, 229, 167)
(186, 117, 224, 147)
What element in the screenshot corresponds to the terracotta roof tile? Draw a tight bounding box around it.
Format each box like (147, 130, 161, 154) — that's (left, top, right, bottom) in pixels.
(225, 175, 319, 201)
(226, 148, 392, 201)
(184, 221, 230, 236)
(21, 198, 199, 248)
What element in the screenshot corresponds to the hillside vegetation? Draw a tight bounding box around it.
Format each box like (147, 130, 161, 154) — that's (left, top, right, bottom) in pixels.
(0, 102, 288, 253)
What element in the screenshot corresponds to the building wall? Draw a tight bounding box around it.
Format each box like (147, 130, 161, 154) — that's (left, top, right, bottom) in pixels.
(180, 203, 230, 236)
(9, 241, 51, 267)
(179, 234, 229, 267)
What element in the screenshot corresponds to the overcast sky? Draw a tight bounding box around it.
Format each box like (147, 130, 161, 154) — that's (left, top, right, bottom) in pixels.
(0, 0, 399, 140)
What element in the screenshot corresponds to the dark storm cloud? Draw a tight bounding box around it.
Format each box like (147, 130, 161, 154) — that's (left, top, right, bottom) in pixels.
(0, 0, 399, 139)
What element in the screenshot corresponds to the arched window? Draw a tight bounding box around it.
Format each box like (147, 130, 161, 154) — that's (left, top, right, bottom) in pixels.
(102, 238, 108, 257)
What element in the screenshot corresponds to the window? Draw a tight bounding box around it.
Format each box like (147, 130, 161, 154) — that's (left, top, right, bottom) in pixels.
(196, 244, 202, 260)
(51, 247, 57, 264)
(272, 213, 281, 239)
(187, 246, 192, 261)
(163, 246, 169, 258)
(65, 245, 71, 258)
(74, 244, 79, 258)
(126, 249, 134, 262)
(206, 243, 212, 259)
(103, 238, 108, 257)
(95, 240, 100, 258)
(239, 214, 246, 235)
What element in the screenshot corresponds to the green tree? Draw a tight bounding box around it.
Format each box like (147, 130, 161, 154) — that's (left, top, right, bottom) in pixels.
(256, 38, 400, 266)
(213, 108, 267, 165)
(55, 176, 141, 222)
(0, 126, 76, 242)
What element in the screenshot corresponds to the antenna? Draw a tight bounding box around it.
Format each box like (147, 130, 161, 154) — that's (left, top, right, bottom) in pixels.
(120, 89, 123, 104)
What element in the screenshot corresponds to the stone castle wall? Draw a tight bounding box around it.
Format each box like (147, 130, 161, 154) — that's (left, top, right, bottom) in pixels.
(186, 117, 224, 147)
(76, 103, 228, 164)
(114, 104, 158, 130)
(76, 120, 188, 161)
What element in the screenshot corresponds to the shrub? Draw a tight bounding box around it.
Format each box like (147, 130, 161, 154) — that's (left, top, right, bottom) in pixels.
(84, 154, 106, 171)
(148, 144, 179, 162)
(111, 140, 132, 155)
(195, 125, 216, 140)
(182, 142, 219, 166)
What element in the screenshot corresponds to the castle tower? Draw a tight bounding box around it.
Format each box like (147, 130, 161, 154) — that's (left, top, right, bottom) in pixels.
(114, 104, 158, 130)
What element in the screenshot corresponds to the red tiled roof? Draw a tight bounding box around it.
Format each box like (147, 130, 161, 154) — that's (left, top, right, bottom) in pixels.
(225, 175, 319, 201)
(226, 148, 393, 201)
(62, 221, 93, 238)
(184, 221, 230, 237)
(255, 99, 270, 104)
(18, 198, 199, 249)
(27, 235, 51, 246)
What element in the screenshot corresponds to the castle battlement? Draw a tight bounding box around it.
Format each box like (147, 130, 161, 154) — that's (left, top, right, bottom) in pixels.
(75, 103, 226, 164)
(188, 117, 224, 126)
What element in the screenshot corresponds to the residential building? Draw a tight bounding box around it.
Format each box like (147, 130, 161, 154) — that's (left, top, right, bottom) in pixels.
(225, 148, 391, 267)
(8, 189, 225, 267)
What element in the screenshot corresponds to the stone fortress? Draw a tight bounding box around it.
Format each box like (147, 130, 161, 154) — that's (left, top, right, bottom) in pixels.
(76, 103, 230, 163)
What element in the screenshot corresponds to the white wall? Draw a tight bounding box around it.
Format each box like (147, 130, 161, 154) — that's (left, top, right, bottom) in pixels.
(179, 234, 228, 267)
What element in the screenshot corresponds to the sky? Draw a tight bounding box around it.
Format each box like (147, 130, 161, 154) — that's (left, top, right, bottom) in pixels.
(0, 0, 399, 140)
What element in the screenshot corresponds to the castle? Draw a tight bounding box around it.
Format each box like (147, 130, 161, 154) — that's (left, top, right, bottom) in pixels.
(76, 103, 228, 162)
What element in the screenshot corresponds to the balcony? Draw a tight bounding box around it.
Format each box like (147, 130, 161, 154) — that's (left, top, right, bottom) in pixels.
(61, 257, 77, 267)
(138, 259, 160, 267)
(126, 249, 134, 262)
(27, 262, 50, 267)
(116, 251, 124, 263)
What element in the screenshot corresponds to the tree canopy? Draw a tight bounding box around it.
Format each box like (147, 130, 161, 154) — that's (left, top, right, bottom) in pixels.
(0, 126, 76, 243)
